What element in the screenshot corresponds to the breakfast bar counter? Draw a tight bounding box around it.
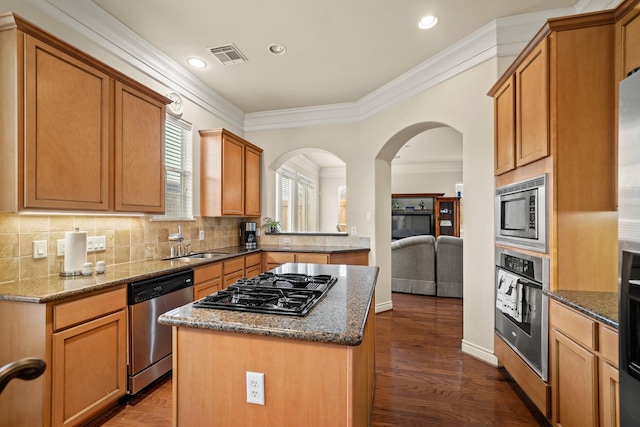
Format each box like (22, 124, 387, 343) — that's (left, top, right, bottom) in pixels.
(161, 263, 378, 427)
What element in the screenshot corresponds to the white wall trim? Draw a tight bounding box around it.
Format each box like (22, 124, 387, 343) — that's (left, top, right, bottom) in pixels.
(461, 339, 499, 366)
(375, 300, 393, 313)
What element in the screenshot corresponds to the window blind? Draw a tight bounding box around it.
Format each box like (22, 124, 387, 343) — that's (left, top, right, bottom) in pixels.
(161, 115, 193, 219)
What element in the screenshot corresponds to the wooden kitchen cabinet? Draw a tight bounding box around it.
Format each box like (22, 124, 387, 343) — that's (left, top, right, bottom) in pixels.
(199, 128, 263, 217)
(493, 75, 516, 175)
(0, 286, 127, 427)
(244, 252, 262, 278)
(114, 82, 166, 213)
(262, 250, 369, 271)
(193, 262, 223, 300)
(23, 34, 111, 210)
(550, 300, 620, 427)
(616, 0, 640, 80)
(491, 38, 549, 175)
(0, 13, 169, 213)
(222, 256, 246, 288)
(515, 39, 549, 168)
(492, 11, 618, 293)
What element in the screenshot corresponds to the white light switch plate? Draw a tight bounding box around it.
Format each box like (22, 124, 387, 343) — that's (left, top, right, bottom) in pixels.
(33, 240, 47, 259)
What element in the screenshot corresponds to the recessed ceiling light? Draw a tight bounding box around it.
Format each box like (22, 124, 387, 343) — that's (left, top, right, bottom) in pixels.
(268, 43, 287, 55)
(186, 57, 207, 69)
(418, 15, 439, 30)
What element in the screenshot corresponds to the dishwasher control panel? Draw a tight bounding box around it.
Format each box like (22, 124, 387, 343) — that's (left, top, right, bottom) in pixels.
(128, 269, 194, 305)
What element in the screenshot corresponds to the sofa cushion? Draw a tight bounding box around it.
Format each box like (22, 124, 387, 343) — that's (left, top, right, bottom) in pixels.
(391, 235, 436, 296)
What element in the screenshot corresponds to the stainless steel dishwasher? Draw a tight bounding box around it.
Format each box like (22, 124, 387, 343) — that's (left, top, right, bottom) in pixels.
(127, 269, 193, 394)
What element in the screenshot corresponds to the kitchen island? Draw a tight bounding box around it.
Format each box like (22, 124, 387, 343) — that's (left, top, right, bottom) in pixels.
(159, 263, 378, 427)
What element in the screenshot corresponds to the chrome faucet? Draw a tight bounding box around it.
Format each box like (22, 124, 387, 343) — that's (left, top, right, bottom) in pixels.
(169, 226, 184, 257)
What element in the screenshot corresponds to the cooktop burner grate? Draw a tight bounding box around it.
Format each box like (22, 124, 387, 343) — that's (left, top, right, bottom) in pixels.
(192, 273, 337, 316)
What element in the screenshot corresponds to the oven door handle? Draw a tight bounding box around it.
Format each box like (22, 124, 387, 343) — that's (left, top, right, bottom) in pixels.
(496, 267, 542, 290)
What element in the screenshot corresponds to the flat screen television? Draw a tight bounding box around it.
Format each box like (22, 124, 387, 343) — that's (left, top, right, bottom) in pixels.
(391, 213, 433, 240)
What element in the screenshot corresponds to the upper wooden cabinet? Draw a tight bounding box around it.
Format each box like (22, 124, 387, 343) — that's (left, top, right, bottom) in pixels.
(199, 128, 263, 217)
(515, 40, 549, 168)
(114, 82, 166, 213)
(0, 13, 169, 213)
(489, 13, 614, 177)
(493, 76, 516, 174)
(616, 0, 640, 80)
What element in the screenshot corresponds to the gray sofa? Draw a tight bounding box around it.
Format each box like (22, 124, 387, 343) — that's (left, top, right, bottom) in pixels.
(391, 235, 463, 298)
(435, 235, 463, 298)
(391, 235, 436, 295)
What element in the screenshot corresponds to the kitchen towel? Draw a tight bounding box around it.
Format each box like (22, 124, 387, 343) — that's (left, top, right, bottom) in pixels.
(496, 269, 523, 322)
(64, 228, 87, 274)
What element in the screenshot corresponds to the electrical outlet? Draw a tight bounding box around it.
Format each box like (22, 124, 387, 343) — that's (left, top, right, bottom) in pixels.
(246, 371, 265, 405)
(351, 227, 357, 235)
(283, 237, 291, 244)
(199, 230, 205, 240)
(57, 239, 65, 256)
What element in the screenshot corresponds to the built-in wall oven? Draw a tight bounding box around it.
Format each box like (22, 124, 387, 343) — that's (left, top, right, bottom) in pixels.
(127, 269, 193, 394)
(495, 247, 550, 380)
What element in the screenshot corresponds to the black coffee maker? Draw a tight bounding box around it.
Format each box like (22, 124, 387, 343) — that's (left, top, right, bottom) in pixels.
(240, 222, 257, 248)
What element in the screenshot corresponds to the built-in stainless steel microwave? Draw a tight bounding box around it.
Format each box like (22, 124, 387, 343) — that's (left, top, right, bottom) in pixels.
(495, 174, 547, 253)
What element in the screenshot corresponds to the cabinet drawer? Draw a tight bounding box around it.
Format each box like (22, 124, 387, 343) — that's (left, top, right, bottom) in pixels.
(194, 279, 221, 300)
(53, 287, 126, 332)
(599, 325, 619, 367)
(245, 264, 261, 279)
(223, 257, 245, 274)
(194, 262, 222, 283)
(245, 253, 261, 268)
(550, 300, 597, 350)
(264, 252, 295, 264)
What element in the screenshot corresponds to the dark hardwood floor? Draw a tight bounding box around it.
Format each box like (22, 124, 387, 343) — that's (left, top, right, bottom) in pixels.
(89, 292, 548, 426)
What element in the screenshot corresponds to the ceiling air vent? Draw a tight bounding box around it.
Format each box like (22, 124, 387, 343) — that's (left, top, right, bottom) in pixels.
(208, 43, 248, 65)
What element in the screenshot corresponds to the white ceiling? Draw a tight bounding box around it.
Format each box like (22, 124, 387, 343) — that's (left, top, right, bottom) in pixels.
(94, 0, 578, 114)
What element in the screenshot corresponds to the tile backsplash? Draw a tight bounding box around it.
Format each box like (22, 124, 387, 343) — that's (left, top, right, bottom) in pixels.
(0, 213, 242, 284)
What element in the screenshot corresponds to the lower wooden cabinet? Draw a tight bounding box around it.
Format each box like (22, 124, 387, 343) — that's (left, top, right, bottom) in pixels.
(52, 310, 127, 427)
(550, 300, 619, 427)
(0, 286, 127, 427)
(551, 328, 599, 427)
(193, 263, 223, 300)
(244, 253, 262, 278)
(262, 250, 369, 271)
(601, 360, 620, 427)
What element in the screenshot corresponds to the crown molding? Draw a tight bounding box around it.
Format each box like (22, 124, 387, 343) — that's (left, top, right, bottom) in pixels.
(391, 161, 463, 175)
(25, 0, 246, 130)
(245, 6, 578, 131)
(26, 0, 615, 134)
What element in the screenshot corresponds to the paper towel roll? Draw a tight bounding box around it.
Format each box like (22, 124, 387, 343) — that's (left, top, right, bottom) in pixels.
(64, 228, 87, 274)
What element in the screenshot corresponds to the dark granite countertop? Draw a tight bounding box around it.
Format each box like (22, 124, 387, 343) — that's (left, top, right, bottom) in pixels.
(258, 245, 369, 253)
(545, 290, 618, 329)
(0, 245, 369, 303)
(158, 263, 379, 346)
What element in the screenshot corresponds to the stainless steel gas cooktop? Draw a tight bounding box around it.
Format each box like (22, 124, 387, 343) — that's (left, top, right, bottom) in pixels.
(192, 272, 337, 316)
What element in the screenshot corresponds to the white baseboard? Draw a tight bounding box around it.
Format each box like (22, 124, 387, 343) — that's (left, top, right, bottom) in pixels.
(375, 300, 393, 313)
(461, 339, 499, 367)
